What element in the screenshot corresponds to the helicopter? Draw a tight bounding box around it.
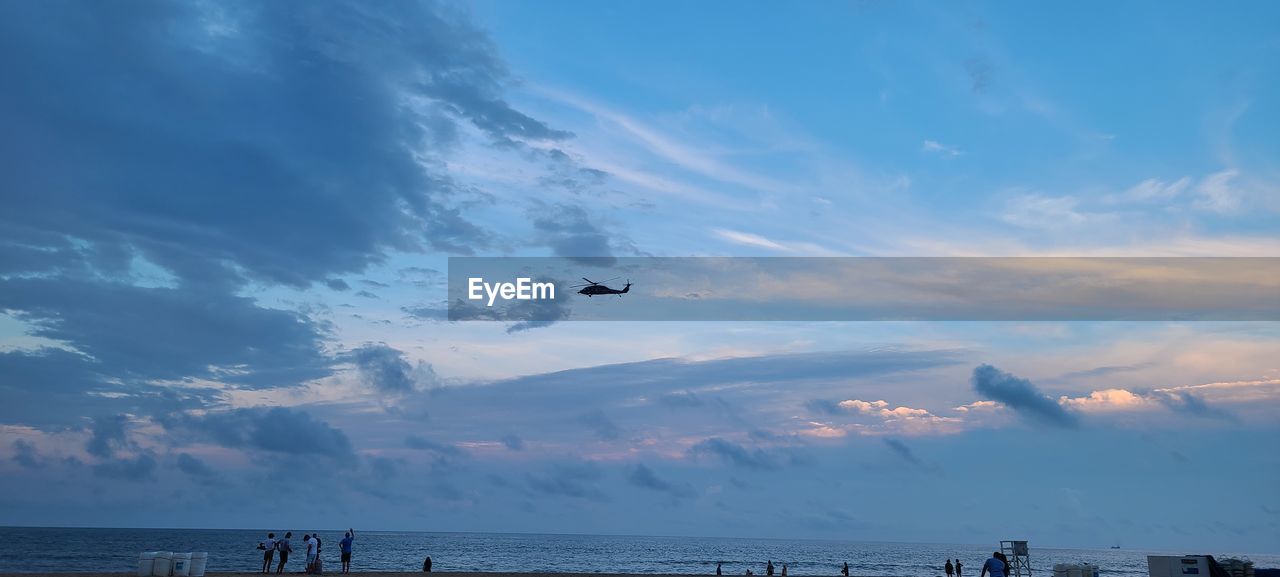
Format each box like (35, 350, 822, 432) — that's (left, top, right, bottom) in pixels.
(569, 277, 631, 297)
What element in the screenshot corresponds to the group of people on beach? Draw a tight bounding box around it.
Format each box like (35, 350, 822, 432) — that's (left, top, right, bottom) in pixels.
(715, 560, 845, 576)
(709, 553, 1007, 577)
(947, 553, 1010, 577)
(259, 529, 356, 575)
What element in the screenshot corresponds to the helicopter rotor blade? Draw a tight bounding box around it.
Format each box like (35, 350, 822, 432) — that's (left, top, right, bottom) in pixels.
(581, 277, 596, 285)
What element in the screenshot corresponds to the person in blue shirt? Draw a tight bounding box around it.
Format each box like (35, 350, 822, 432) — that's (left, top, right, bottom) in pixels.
(339, 529, 355, 574)
(981, 553, 1006, 577)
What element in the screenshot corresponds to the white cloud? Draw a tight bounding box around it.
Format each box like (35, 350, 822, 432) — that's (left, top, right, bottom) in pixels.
(1193, 169, 1243, 213)
(712, 228, 786, 251)
(922, 140, 962, 157)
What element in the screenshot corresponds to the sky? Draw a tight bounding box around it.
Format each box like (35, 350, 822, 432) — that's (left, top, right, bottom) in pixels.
(1, 0, 1279, 554)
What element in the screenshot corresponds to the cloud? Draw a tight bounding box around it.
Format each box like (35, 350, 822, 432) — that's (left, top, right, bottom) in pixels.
(922, 140, 962, 157)
(971, 364, 1078, 428)
(499, 434, 524, 451)
(1151, 390, 1233, 420)
(10, 439, 43, 469)
(326, 279, 352, 292)
(176, 453, 218, 479)
(882, 438, 921, 465)
(713, 229, 786, 251)
(529, 204, 617, 265)
(1057, 389, 1151, 413)
(688, 438, 778, 471)
(0, 278, 333, 390)
(1056, 388, 1233, 420)
(525, 463, 608, 502)
(404, 435, 468, 460)
(92, 454, 157, 482)
(579, 409, 623, 441)
(347, 344, 438, 394)
(1193, 169, 1242, 213)
(0, 0, 574, 289)
(657, 391, 704, 409)
(163, 407, 357, 466)
(627, 463, 694, 498)
(86, 414, 131, 458)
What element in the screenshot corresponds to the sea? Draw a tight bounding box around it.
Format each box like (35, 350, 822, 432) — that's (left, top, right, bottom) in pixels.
(0, 528, 1275, 576)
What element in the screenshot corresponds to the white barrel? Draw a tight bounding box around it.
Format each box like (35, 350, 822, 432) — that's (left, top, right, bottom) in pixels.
(138, 552, 158, 577)
(152, 552, 173, 577)
(172, 553, 192, 577)
(189, 553, 208, 577)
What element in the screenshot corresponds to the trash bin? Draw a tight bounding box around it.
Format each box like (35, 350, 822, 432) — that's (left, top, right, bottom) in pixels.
(152, 552, 173, 577)
(189, 553, 208, 577)
(138, 552, 158, 577)
(172, 553, 192, 577)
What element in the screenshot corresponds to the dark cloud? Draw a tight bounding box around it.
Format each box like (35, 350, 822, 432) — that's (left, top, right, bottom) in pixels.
(500, 434, 524, 451)
(86, 414, 130, 458)
(0, 278, 332, 389)
(525, 463, 608, 502)
(175, 453, 217, 479)
(579, 409, 623, 441)
(688, 438, 778, 471)
(0, 347, 213, 428)
(92, 454, 157, 482)
(404, 435, 467, 460)
(971, 364, 1078, 428)
(347, 343, 437, 394)
(0, 0, 572, 288)
(1153, 390, 1233, 420)
(163, 407, 356, 466)
(627, 463, 694, 498)
(882, 438, 920, 465)
(361, 280, 391, 289)
(529, 204, 616, 265)
(0, 0, 586, 434)
(354, 290, 380, 300)
(10, 439, 42, 469)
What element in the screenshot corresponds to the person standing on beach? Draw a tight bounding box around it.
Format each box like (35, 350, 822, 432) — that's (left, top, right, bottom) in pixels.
(423, 556, 433, 573)
(981, 554, 1005, 577)
(717, 562, 723, 576)
(276, 532, 293, 574)
(314, 533, 324, 574)
(946, 560, 955, 577)
(842, 562, 849, 576)
(260, 533, 277, 574)
(339, 529, 355, 574)
(304, 534, 317, 574)
(767, 561, 775, 576)
(956, 560, 963, 577)
(782, 564, 788, 577)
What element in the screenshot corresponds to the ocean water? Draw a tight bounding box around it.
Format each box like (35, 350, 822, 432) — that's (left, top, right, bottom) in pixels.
(0, 528, 1274, 576)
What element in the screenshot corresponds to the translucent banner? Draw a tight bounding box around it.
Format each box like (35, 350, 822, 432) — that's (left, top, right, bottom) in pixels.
(446, 257, 1280, 322)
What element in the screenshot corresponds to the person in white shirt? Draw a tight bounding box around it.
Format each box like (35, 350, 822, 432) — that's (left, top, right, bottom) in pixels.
(305, 534, 318, 573)
(260, 533, 277, 574)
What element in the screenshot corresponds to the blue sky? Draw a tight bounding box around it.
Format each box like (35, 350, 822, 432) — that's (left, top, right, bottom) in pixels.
(1, 0, 1278, 554)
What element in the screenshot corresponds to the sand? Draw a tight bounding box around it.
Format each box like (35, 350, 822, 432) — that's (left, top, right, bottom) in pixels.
(0, 573, 719, 577)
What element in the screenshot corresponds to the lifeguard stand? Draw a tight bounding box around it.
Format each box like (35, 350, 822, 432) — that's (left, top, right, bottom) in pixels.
(1001, 540, 1031, 577)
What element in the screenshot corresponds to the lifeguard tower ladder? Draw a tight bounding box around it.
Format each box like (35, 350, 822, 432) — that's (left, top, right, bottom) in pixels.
(1001, 540, 1032, 577)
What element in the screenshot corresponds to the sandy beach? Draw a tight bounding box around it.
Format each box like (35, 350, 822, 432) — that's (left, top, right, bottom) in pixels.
(0, 574, 743, 577)
(0, 574, 719, 577)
